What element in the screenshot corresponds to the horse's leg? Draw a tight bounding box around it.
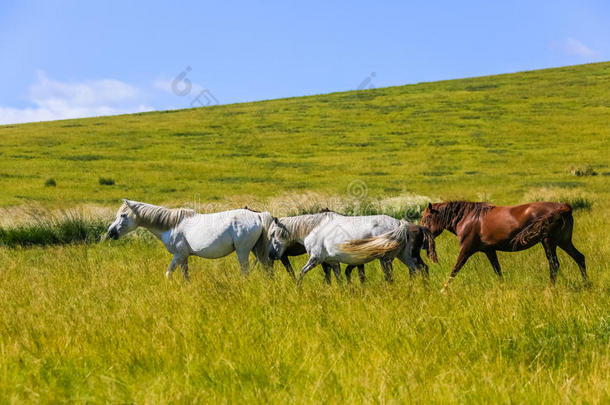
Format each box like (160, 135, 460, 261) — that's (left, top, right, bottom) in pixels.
(280, 256, 296, 279)
(410, 251, 429, 278)
(357, 265, 366, 283)
(542, 238, 559, 285)
(165, 255, 181, 279)
(236, 248, 251, 276)
(180, 257, 190, 281)
(412, 255, 429, 286)
(484, 250, 503, 281)
(380, 259, 394, 283)
(396, 250, 418, 278)
(557, 240, 589, 285)
(441, 245, 474, 293)
(345, 265, 355, 283)
(260, 256, 274, 279)
(321, 263, 332, 284)
(297, 257, 321, 286)
(331, 263, 343, 283)
(417, 257, 429, 278)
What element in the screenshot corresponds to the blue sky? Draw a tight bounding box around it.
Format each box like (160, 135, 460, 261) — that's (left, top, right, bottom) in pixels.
(0, 0, 608, 124)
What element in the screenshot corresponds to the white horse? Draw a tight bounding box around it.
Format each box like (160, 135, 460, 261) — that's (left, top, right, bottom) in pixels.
(268, 213, 433, 284)
(107, 200, 273, 279)
(338, 220, 439, 272)
(267, 210, 345, 282)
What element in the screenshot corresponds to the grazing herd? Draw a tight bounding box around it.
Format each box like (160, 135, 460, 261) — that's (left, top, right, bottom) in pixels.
(107, 198, 588, 290)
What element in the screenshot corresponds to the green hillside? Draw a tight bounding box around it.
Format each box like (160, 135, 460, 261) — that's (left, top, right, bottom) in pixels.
(1, 62, 609, 208)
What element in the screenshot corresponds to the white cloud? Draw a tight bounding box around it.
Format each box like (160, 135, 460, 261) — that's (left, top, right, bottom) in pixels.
(561, 38, 597, 58)
(0, 71, 154, 125)
(153, 77, 174, 94)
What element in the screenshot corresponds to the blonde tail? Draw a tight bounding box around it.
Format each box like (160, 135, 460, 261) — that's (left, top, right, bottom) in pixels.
(340, 220, 410, 262)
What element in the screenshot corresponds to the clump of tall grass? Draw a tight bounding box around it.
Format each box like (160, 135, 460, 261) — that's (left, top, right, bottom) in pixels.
(0, 209, 108, 247)
(568, 166, 597, 177)
(522, 187, 593, 211)
(98, 177, 115, 186)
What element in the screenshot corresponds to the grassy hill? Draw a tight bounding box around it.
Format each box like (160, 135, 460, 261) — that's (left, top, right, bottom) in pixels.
(1, 62, 610, 403)
(1, 62, 609, 208)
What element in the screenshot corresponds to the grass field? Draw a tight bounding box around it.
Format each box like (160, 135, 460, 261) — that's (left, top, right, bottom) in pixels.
(1, 62, 610, 403)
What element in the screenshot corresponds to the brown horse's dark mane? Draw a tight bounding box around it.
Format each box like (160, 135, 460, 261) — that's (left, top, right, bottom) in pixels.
(432, 201, 495, 230)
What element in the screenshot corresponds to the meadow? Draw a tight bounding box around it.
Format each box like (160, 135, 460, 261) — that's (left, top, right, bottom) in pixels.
(0, 62, 609, 403)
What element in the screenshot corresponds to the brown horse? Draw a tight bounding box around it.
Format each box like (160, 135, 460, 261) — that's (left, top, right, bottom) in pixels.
(420, 201, 588, 291)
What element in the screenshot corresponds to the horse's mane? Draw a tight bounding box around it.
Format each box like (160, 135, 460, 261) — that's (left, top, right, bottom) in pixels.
(274, 211, 338, 241)
(318, 207, 338, 214)
(243, 205, 261, 213)
(431, 201, 495, 229)
(121, 201, 196, 230)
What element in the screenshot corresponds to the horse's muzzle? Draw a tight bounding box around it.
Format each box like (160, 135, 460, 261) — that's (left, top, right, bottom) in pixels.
(107, 229, 119, 240)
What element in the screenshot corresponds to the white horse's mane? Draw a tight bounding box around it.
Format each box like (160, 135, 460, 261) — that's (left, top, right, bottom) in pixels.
(121, 200, 196, 230)
(274, 211, 338, 241)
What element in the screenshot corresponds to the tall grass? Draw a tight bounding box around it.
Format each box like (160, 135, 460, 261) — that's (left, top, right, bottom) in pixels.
(0, 215, 607, 403)
(0, 210, 107, 247)
(522, 187, 594, 211)
(342, 195, 433, 221)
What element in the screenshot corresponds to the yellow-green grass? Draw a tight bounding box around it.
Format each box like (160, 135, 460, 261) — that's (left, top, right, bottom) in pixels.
(1, 62, 610, 402)
(1, 215, 608, 403)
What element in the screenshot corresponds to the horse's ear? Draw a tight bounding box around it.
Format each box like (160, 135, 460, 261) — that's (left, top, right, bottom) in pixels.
(123, 199, 135, 210)
(427, 202, 437, 213)
(273, 217, 279, 224)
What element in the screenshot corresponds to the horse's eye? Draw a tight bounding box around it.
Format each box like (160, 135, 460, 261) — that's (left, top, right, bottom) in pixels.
(121, 214, 127, 218)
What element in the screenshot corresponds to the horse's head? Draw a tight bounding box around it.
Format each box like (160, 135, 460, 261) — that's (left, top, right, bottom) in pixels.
(107, 199, 139, 239)
(267, 217, 290, 260)
(421, 203, 443, 237)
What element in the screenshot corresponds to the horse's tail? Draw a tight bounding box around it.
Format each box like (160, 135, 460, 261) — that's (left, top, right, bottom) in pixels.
(512, 204, 572, 248)
(339, 220, 410, 261)
(252, 212, 274, 268)
(421, 226, 438, 263)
